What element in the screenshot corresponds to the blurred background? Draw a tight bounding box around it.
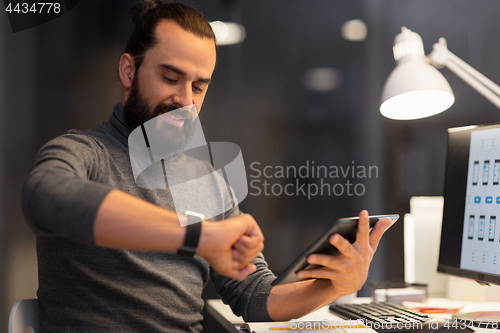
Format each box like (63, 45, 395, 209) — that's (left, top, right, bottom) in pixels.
(2, 0, 500, 329)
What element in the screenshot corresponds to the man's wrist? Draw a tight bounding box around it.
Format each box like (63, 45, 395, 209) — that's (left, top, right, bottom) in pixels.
(177, 212, 204, 257)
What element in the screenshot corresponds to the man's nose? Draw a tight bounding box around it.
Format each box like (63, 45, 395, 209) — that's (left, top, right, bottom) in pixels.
(172, 83, 193, 107)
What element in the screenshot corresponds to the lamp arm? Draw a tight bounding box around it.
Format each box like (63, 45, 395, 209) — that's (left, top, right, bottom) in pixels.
(446, 51, 500, 97)
(429, 38, 500, 109)
(445, 60, 500, 109)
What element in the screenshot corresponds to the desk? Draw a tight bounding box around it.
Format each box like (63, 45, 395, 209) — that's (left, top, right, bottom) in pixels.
(204, 298, 500, 333)
(204, 299, 242, 333)
(204, 298, 360, 332)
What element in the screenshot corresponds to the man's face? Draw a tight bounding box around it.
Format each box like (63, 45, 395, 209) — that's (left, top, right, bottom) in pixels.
(124, 20, 216, 130)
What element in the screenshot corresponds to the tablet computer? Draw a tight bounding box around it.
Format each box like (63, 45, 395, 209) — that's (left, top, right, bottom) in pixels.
(271, 214, 399, 286)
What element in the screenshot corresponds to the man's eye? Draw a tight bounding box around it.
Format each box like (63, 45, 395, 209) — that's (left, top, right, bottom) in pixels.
(193, 85, 204, 93)
(163, 76, 178, 83)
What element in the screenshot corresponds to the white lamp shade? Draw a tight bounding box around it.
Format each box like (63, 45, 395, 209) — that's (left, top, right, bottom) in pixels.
(380, 61, 455, 120)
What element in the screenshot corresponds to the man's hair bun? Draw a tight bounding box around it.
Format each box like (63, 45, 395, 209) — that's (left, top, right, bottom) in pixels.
(130, 0, 168, 25)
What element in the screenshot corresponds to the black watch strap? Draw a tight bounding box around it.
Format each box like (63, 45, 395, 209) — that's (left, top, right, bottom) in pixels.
(177, 213, 203, 257)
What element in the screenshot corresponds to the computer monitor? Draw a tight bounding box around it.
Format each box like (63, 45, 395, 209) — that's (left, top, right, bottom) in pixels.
(438, 123, 500, 286)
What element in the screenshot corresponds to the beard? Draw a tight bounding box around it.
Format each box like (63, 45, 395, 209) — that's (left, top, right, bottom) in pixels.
(124, 76, 198, 160)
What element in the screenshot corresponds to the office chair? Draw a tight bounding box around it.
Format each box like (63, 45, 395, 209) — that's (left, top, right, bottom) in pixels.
(8, 298, 39, 333)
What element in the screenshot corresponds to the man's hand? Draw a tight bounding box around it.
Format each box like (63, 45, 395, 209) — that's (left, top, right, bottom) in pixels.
(196, 214, 264, 281)
(296, 210, 393, 298)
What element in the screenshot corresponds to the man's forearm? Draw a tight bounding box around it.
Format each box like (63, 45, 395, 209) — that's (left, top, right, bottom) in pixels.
(267, 279, 342, 321)
(94, 189, 187, 251)
(94, 189, 265, 280)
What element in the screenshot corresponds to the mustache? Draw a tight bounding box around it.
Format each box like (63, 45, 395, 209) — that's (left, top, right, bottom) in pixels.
(154, 104, 195, 122)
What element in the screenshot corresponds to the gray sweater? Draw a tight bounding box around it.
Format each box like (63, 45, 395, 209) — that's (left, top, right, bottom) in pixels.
(22, 103, 276, 333)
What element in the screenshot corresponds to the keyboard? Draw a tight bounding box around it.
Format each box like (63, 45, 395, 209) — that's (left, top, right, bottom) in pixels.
(329, 302, 429, 332)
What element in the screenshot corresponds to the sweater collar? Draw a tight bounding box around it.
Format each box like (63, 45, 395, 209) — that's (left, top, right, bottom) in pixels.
(108, 102, 133, 146)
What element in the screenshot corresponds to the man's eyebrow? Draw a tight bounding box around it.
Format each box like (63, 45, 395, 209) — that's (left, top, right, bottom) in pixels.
(159, 64, 211, 84)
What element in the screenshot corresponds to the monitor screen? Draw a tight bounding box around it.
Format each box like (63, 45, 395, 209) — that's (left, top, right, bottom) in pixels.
(438, 123, 500, 285)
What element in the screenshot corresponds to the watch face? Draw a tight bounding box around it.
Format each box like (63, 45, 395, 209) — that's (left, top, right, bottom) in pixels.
(186, 213, 204, 225)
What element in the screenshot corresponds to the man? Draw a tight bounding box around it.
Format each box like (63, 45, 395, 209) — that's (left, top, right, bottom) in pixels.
(22, 1, 393, 332)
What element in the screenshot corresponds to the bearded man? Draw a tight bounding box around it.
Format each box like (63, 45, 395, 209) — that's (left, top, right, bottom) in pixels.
(22, 1, 393, 332)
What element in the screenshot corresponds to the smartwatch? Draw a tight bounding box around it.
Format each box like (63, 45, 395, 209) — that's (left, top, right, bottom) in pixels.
(177, 211, 204, 257)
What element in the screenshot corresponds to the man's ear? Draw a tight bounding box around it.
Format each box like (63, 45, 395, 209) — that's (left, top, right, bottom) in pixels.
(119, 53, 135, 89)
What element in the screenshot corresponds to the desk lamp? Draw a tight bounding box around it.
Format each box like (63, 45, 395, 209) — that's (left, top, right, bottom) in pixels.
(380, 27, 500, 120)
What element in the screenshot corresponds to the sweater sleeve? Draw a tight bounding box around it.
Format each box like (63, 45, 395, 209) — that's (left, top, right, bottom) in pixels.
(210, 253, 277, 322)
(210, 205, 277, 322)
(21, 132, 113, 244)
